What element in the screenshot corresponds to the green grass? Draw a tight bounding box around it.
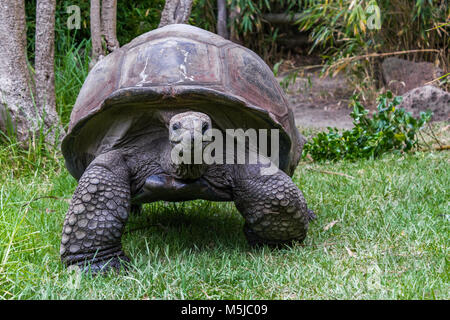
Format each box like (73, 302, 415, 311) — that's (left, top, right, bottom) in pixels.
(0, 146, 448, 299)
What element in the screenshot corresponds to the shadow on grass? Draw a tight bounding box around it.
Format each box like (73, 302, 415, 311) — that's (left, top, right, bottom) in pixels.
(124, 200, 248, 255)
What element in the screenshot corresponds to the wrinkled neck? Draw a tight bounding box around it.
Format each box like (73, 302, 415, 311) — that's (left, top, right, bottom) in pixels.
(161, 143, 207, 180)
(171, 162, 207, 180)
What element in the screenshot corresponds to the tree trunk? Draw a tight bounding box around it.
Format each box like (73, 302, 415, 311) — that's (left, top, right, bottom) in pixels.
(0, 0, 37, 143)
(101, 0, 119, 52)
(90, 0, 104, 68)
(35, 0, 64, 143)
(217, 0, 229, 39)
(228, 5, 240, 43)
(159, 0, 194, 27)
(90, 0, 119, 68)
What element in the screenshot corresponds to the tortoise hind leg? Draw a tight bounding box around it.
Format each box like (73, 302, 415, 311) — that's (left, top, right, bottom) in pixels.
(60, 151, 131, 273)
(233, 165, 312, 247)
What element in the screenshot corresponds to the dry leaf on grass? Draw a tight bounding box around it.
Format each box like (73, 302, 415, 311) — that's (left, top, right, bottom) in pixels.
(345, 246, 356, 257)
(324, 220, 339, 231)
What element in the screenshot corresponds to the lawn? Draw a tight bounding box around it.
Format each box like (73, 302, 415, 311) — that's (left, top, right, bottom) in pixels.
(0, 141, 448, 300)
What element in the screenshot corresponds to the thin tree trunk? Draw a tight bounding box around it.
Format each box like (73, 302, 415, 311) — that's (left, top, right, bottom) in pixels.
(228, 5, 240, 43)
(101, 0, 119, 52)
(0, 0, 37, 143)
(90, 0, 120, 68)
(35, 0, 64, 143)
(159, 0, 194, 28)
(217, 0, 229, 39)
(90, 0, 104, 67)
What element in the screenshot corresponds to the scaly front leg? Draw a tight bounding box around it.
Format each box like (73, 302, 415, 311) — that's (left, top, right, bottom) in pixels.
(233, 165, 315, 247)
(60, 151, 131, 273)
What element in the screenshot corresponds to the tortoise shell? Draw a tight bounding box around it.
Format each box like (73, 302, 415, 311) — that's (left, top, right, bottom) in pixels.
(62, 24, 304, 180)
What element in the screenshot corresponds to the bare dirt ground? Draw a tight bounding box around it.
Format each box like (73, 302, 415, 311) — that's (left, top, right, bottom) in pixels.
(278, 70, 355, 129)
(280, 58, 449, 130)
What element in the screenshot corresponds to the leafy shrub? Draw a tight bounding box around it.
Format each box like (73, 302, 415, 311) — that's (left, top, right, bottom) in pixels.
(303, 92, 432, 161)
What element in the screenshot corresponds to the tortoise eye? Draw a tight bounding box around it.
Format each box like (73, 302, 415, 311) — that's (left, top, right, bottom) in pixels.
(172, 122, 181, 131)
(202, 122, 209, 134)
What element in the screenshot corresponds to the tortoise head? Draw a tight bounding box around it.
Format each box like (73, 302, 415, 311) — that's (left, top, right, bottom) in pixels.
(165, 111, 212, 180)
(168, 111, 211, 146)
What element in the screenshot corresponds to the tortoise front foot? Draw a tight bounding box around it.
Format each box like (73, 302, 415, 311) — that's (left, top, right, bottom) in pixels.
(60, 152, 131, 274)
(78, 250, 130, 274)
(233, 166, 312, 247)
(243, 224, 303, 248)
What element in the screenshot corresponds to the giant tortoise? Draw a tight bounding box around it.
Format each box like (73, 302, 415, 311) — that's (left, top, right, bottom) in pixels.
(60, 24, 314, 272)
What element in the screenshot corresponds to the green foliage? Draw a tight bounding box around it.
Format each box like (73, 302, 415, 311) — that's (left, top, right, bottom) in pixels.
(294, 0, 448, 84)
(303, 92, 433, 161)
(296, 0, 381, 56)
(26, 1, 89, 61)
(54, 35, 91, 126)
(190, 0, 218, 32)
(116, 1, 166, 45)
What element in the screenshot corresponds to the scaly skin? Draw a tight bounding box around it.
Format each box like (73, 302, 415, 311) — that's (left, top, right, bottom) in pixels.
(232, 165, 312, 247)
(60, 151, 131, 273)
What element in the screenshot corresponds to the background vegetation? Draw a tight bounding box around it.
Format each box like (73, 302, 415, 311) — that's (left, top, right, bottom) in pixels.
(294, 0, 449, 95)
(21, 0, 449, 130)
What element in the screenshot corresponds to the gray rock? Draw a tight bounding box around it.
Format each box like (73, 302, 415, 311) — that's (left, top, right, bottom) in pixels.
(382, 57, 444, 95)
(399, 86, 450, 121)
